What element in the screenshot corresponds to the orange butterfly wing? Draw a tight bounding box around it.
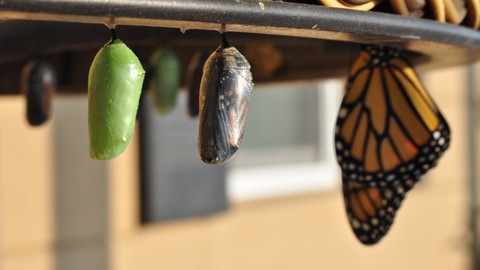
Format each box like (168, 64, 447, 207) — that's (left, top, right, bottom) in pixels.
(335, 45, 450, 245)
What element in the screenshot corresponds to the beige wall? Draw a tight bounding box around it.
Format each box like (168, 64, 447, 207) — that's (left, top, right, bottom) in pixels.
(0, 65, 474, 270)
(0, 97, 55, 270)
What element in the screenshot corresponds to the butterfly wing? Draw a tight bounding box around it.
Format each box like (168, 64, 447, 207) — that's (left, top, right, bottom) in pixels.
(335, 45, 450, 245)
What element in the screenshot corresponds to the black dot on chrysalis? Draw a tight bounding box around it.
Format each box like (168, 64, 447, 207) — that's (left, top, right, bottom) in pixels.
(197, 32, 254, 165)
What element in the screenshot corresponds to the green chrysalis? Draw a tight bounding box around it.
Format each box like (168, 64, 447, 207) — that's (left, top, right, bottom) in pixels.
(88, 32, 145, 160)
(150, 47, 180, 115)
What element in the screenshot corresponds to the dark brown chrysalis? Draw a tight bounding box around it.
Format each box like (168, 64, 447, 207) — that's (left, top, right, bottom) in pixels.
(198, 34, 254, 165)
(186, 51, 210, 117)
(21, 60, 56, 126)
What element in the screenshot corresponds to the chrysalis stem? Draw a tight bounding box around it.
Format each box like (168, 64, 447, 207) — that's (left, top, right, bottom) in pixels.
(221, 32, 231, 48)
(110, 28, 118, 41)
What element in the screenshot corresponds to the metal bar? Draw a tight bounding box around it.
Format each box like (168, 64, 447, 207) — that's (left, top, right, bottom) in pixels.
(0, 0, 479, 50)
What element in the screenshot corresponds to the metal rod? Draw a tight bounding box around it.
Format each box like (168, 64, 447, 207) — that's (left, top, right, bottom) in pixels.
(0, 0, 479, 51)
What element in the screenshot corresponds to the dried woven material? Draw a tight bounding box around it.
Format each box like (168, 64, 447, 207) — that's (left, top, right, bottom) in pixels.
(315, 0, 474, 28)
(444, 0, 468, 23)
(320, 0, 383, 11)
(387, 0, 467, 23)
(389, 0, 426, 17)
(427, 0, 447, 21)
(464, 0, 480, 29)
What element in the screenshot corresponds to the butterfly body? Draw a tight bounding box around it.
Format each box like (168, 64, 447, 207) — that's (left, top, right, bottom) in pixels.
(335, 45, 450, 245)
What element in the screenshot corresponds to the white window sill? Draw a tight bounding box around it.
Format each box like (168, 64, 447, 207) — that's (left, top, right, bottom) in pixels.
(227, 161, 340, 202)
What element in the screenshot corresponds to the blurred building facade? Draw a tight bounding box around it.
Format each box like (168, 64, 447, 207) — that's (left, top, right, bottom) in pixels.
(0, 64, 475, 270)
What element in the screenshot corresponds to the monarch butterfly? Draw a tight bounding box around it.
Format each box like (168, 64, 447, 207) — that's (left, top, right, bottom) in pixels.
(150, 47, 181, 115)
(88, 29, 145, 160)
(21, 60, 56, 126)
(335, 45, 450, 245)
(198, 34, 254, 165)
(186, 51, 210, 117)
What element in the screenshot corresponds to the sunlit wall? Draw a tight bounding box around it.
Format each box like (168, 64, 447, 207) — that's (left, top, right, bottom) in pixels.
(0, 65, 473, 270)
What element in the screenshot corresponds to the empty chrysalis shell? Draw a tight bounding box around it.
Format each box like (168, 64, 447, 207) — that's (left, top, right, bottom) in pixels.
(186, 51, 210, 117)
(21, 60, 56, 126)
(150, 47, 181, 115)
(88, 36, 146, 160)
(198, 35, 254, 165)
